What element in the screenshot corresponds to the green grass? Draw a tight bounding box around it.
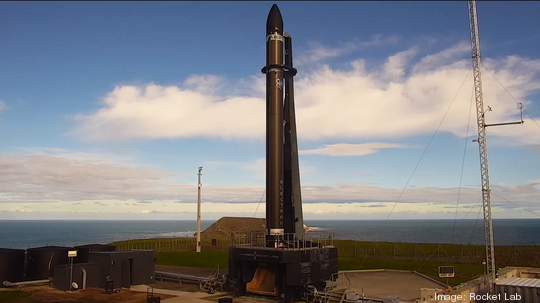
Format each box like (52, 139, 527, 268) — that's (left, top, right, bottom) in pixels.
(111, 238, 540, 267)
(0, 290, 33, 303)
(157, 251, 229, 269)
(153, 250, 483, 287)
(110, 237, 540, 270)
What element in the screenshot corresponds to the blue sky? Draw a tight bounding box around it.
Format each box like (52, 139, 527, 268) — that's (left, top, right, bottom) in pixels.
(1, 1, 539, 220)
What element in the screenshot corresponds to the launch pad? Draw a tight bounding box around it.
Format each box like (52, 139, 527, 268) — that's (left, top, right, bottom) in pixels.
(229, 232, 338, 301)
(227, 4, 339, 302)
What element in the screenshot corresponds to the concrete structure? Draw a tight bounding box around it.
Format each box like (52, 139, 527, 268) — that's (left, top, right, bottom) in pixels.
(416, 267, 540, 303)
(337, 270, 446, 302)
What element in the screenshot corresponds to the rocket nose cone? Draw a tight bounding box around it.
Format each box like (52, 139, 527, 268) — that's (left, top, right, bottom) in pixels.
(267, 4, 284, 35)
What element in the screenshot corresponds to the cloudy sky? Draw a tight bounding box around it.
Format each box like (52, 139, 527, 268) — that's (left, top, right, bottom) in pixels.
(1, 2, 539, 220)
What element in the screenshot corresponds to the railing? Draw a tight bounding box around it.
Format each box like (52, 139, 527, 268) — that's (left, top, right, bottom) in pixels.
(231, 231, 335, 250)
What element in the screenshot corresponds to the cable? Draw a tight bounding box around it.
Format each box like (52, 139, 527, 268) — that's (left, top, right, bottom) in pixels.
(253, 189, 265, 217)
(461, 198, 482, 220)
(451, 86, 475, 243)
(481, 62, 540, 129)
(385, 69, 471, 220)
(416, 244, 442, 272)
(468, 202, 483, 245)
(491, 192, 540, 218)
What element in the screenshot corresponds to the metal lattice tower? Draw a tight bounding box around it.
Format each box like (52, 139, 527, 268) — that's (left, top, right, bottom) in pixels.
(468, 0, 496, 291)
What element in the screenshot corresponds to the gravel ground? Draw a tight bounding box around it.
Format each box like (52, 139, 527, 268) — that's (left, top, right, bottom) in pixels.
(0, 286, 174, 303)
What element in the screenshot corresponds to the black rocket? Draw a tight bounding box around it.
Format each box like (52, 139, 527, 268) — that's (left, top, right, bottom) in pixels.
(227, 5, 339, 301)
(262, 4, 304, 246)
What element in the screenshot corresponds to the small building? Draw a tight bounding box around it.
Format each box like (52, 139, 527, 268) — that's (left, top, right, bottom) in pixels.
(0, 248, 26, 286)
(53, 262, 100, 291)
(53, 250, 156, 291)
(494, 277, 540, 303)
(89, 250, 155, 289)
(27, 246, 73, 280)
(74, 244, 116, 263)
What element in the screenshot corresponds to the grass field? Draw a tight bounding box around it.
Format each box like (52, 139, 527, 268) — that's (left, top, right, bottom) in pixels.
(0, 291, 32, 303)
(110, 237, 540, 267)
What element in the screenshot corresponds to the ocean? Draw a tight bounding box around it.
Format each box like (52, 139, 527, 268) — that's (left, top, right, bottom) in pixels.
(1, 219, 539, 250)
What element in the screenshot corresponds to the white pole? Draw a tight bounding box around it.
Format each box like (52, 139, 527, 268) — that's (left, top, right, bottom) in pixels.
(196, 166, 203, 253)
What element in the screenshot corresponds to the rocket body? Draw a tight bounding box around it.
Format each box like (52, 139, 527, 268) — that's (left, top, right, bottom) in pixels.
(265, 4, 285, 238)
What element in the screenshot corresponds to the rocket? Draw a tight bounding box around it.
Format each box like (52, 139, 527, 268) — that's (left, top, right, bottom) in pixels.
(229, 7, 338, 300)
(263, 4, 304, 247)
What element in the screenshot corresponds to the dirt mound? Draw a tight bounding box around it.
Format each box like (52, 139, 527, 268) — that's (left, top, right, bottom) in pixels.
(201, 217, 265, 238)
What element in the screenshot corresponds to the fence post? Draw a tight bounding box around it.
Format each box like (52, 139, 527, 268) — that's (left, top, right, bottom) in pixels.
(393, 243, 395, 261)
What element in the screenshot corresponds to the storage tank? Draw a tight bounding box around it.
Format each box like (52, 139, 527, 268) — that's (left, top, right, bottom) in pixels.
(74, 244, 116, 263)
(0, 248, 26, 286)
(26, 246, 73, 280)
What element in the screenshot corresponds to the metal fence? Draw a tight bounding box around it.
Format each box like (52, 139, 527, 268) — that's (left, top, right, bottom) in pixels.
(231, 231, 335, 249)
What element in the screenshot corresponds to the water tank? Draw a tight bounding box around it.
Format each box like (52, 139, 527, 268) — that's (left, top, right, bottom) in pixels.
(74, 244, 116, 263)
(26, 246, 73, 280)
(0, 248, 25, 286)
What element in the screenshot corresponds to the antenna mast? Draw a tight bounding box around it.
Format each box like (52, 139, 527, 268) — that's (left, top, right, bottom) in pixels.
(467, 0, 524, 293)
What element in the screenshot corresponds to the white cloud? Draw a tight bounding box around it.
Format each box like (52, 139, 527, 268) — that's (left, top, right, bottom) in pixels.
(70, 41, 540, 146)
(1, 149, 538, 208)
(383, 49, 418, 79)
(300, 142, 408, 156)
(0, 151, 186, 203)
(412, 41, 470, 74)
(183, 75, 225, 95)
(70, 83, 265, 141)
(296, 34, 401, 65)
(0, 149, 538, 219)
